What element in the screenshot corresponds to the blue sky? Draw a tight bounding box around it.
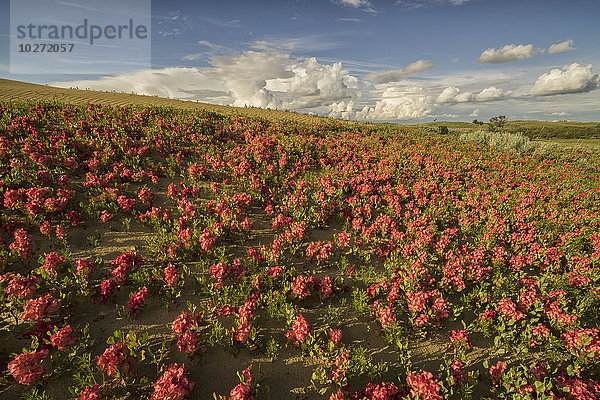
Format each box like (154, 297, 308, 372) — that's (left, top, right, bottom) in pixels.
(1, 0, 599, 122)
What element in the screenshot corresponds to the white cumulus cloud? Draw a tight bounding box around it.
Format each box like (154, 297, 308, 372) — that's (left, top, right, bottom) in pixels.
(53, 48, 360, 112)
(356, 86, 434, 120)
(51, 68, 228, 102)
(328, 100, 357, 120)
(436, 86, 508, 103)
(548, 40, 575, 54)
(205, 50, 294, 108)
(436, 87, 472, 103)
(267, 57, 359, 108)
(329, 86, 434, 121)
(475, 86, 508, 101)
(477, 44, 543, 64)
(531, 63, 599, 96)
(363, 59, 435, 84)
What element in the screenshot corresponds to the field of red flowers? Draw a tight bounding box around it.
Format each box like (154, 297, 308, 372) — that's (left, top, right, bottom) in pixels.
(1, 101, 599, 399)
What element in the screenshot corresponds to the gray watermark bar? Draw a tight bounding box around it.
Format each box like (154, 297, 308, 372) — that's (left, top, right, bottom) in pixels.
(10, 0, 151, 75)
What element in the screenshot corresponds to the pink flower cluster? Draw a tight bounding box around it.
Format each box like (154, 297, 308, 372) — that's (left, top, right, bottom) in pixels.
(8, 349, 48, 385)
(229, 367, 255, 400)
(76, 259, 94, 281)
(21, 293, 60, 321)
(329, 328, 342, 347)
(497, 298, 525, 321)
(450, 330, 472, 352)
(562, 328, 600, 360)
(320, 275, 333, 299)
(110, 251, 143, 285)
(150, 363, 195, 400)
(372, 300, 396, 329)
(96, 341, 135, 379)
(450, 359, 465, 386)
(360, 382, 400, 399)
(336, 231, 350, 248)
(127, 288, 148, 316)
(209, 259, 245, 288)
(41, 251, 64, 275)
(98, 279, 116, 304)
(285, 313, 312, 346)
(138, 187, 155, 207)
(291, 274, 311, 299)
(406, 289, 449, 327)
(489, 361, 506, 386)
(272, 213, 291, 230)
(50, 324, 77, 350)
(3, 274, 39, 299)
(79, 384, 102, 400)
(556, 374, 600, 399)
(406, 371, 442, 400)
(164, 263, 180, 287)
(9, 228, 32, 258)
(235, 294, 258, 344)
(171, 312, 200, 354)
(545, 300, 578, 326)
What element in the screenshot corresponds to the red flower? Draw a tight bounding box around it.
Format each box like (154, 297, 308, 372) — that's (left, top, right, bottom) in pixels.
(450, 359, 465, 386)
(138, 187, 155, 206)
(164, 263, 180, 287)
(556, 375, 600, 399)
(42, 251, 64, 276)
(21, 293, 60, 321)
(291, 275, 310, 299)
(489, 361, 506, 386)
(96, 341, 134, 378)
(329, 328, 342, 347)
(100, 210, 113, 223)
(98, 279, 116, 304)
(9, 228, 32, 259)
(450, 330, 472, 351)
(406, 371, 442, 400)
(66, 210, 82, 226)
(562, 328, 600, 360)
(320, 275, 333, 300)
(110, 251, 143, 285)
(8, 349, 48, 385)
(336, 231, 350, 248)
(39, 220, 52, 236)
(171, 312, 199, 335)
(5, 274, 39, 299)
(229, 367, 255, 400)
(51, 324, 77, 350)
(127, 288, 149, 315)
(55, 225, 66, 240)
(171, 311, 201, 353)
(79, 384, 102, 400)
(363, 381, 400, 399)
(268, 266, 283, 278)
(76, 259, 94, 281)
(286, 314, 312, 346)
(151, 363, 194, 400)
(498, 298, 525, 321)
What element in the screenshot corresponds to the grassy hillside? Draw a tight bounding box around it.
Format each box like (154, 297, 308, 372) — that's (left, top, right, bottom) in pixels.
(404, 120, 600, 140)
